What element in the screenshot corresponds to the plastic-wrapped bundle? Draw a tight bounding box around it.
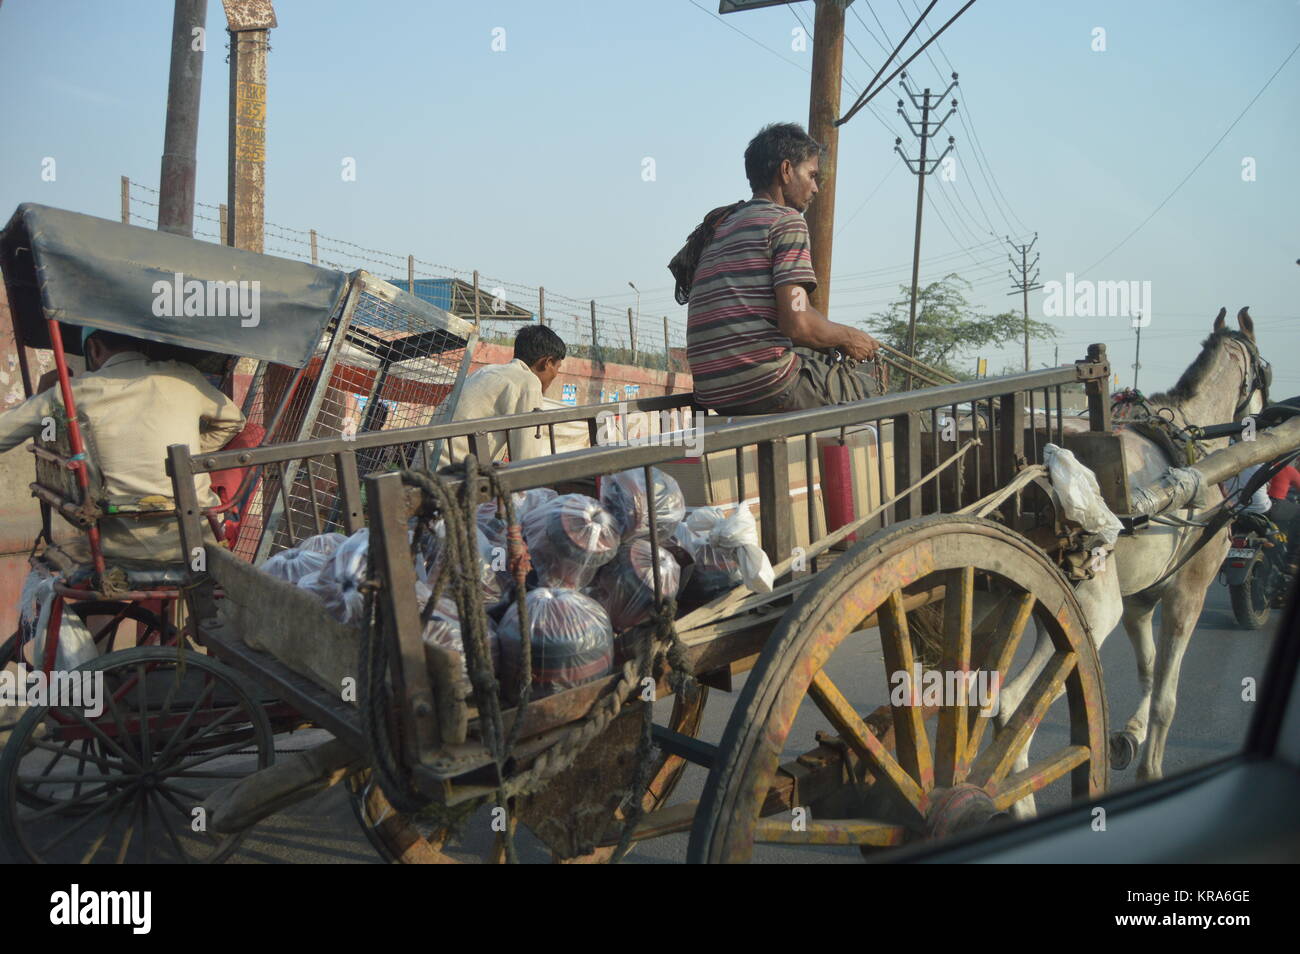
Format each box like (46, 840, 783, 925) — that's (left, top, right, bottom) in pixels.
(419, 520, 511, 612)
(421, 594, 501, 681)
(679, 536, 743, 602)
(683, 505, 774, 595)
(497, 588, 614, 700)
(590, 537, 681, 642)
(298, 532, 348, 555)
(296, 528, 369, 623)
(520, 494, 620, 589)
(477, 488, 560, 549)
(262, 546, 330, 585)
(600, 468, 686, 542)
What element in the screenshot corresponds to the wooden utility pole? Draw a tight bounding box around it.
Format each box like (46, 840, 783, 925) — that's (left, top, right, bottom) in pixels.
(1006, 233, 1042, 372)
(158, 0, 208, 238)
(804, 0, 849, 315)
(895, 71, 957, 388)
(222, 0, 275, 252)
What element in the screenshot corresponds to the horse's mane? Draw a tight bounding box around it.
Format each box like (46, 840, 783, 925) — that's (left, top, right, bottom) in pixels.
(1146, 330, 1252, 406)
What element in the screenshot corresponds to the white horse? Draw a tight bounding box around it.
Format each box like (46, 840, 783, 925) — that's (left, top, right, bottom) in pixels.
(997, 308, 1269, 811)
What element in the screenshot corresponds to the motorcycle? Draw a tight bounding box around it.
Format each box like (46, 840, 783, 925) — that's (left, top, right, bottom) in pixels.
(1222, 512, 1293, 629)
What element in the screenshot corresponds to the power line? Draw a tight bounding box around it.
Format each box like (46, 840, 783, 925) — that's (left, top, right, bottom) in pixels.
(1081, 38, 1300, 275)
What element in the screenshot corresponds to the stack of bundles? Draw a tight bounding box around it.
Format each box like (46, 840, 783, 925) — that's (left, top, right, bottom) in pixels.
(590, 538, 681, 661)
(261, 532, 349, 585)
(674, 506, 774, 601)
(298, 528, 370, 623)
(600, 467, 687, 542)
(497, 588, 614, 700)
(521, 494, 621, 589)
(420, 591, 501, 681)
(419, 520, 511, 613)
(476, 488, 558, 550)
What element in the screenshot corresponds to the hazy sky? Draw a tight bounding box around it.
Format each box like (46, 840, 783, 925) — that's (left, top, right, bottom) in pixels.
(2, 0, 1298, 392)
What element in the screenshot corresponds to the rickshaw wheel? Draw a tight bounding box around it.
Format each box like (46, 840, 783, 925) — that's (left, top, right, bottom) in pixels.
(346, 682, 710, 863)
(688, 515, 1108, 864)
(0, 647, 273, 863)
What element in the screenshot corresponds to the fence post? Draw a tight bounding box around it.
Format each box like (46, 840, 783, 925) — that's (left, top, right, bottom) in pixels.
(408, 255, 415, 294)
(538, 286, 545, 326)
(120, 176, 130, 224)
(473, 270, 481, 327)
(663, 316, 671, 371)
(220, 205, 230, 246)
(628, 307, 637, 363)
(309, 227, 317, 263)
(590, 300, 599, 365)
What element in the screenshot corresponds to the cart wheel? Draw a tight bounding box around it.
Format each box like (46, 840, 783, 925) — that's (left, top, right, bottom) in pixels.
(688, 515, 1108, 863)
(0, 647, 273, 863)
(347, 682, 710, 864)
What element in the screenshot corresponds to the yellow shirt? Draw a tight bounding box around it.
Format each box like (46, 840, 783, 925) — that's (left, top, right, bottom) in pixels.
(0, 351, 246, 563)
(438, 358, 548, 468)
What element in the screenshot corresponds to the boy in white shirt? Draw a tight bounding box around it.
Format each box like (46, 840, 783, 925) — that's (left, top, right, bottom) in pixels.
(439, 325, 566, 468)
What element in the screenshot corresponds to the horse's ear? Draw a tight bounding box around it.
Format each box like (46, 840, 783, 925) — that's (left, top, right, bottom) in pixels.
(1238, 306, 1255, 341)
(1212, 307, 1227, 333)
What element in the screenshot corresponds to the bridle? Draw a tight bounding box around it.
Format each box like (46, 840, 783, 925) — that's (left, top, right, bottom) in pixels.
(1229, 334, 1272, 422)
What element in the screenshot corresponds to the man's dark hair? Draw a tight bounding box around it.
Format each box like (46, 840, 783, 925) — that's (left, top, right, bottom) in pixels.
(514, 324, 566, 366)
(86, 330, 145, 353)
(744, 122, 826, 193)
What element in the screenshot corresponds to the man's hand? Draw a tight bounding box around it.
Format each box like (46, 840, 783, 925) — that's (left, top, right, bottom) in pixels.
(841, 328, 880, 363)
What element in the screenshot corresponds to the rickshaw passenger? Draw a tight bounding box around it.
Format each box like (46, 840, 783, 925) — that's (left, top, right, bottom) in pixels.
(437, 324, 566, 468)
(0, 328, 245, 565)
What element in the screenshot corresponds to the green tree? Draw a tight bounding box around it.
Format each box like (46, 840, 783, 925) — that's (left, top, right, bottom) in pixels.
(864, 274, 1057, 380)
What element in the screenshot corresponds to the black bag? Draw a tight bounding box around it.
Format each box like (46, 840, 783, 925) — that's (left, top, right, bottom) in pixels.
(667, 200, 747, 305)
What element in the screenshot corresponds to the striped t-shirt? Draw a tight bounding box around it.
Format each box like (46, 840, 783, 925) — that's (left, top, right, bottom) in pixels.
(686, 198, 817, 409)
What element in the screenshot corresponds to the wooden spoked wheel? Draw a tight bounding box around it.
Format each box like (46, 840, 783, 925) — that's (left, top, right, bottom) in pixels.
(347, 681, 710, 864)
(0, 647, 273, 863)
(688, 515, 1108, 863)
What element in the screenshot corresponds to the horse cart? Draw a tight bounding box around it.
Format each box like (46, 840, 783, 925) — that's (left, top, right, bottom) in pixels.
(1, 205, 1293, 864)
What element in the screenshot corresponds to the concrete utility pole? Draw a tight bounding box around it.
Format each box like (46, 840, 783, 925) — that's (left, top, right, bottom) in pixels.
(895, 71, 957, 388)
(1005, 233, 1042, 372)
(158, 0, 208, 237)
(1132, 324, 1142, 393)
(222, 0, 276, 252)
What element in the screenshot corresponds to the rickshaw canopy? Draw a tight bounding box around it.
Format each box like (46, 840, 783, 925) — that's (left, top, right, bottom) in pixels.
(0, 203, 348, 368)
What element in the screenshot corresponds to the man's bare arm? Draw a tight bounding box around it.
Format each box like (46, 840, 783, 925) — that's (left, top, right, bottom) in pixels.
(774, 284, 880, 361)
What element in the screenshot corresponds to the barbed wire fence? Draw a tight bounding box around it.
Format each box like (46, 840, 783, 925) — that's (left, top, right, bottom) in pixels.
(123, 177, 689, 374)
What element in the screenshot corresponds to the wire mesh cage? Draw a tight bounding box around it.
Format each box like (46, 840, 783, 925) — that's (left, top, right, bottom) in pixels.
(229, 271, 478, 562)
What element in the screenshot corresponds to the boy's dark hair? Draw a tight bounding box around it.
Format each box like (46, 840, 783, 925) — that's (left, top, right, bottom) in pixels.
(514, 324, 567, 366)
(744, 122, 825, 193)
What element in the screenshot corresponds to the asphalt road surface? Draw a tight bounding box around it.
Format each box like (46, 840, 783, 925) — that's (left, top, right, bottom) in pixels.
(221, 578, 1282, 864)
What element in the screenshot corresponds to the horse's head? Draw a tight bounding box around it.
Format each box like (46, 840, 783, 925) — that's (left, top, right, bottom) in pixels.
(1211, 306, 1270, 419)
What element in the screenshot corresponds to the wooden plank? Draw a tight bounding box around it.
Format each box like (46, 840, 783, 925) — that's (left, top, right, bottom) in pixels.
(1062, 430, 1132, 517)
(892, 411, 921, 520)
(756, 438, 793, 570)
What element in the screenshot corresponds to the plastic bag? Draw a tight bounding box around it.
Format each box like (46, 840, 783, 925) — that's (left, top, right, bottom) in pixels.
(1043, 444, 1123, 546)
(421, 594, 501, 681)
(685, 505, 774, 594)
(262, 546, 330, 585)
(497, 588, 614, 700)
(422, 521, 511, 612)
(521, 494, 620, 589)
(590, 537, 681, 647)
(298, 532, 348, 555)
(311, 528, 370, 623)
(600, 468, 686, 542)
(21, 566, 98, 671)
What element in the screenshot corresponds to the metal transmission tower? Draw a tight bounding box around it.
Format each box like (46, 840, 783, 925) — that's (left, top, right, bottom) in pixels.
(1005, 233, 1042, 372)
(894, 71, 957, 389)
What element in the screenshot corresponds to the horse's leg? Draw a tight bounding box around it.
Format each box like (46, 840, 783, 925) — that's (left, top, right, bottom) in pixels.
(1112, 595, 1158, 771)
(992, 621, 1054, 819)
(1137, 550, 1220, 782)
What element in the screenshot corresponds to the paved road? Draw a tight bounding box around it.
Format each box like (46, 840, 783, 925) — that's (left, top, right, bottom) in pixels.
(228, 580, 1280, 864)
